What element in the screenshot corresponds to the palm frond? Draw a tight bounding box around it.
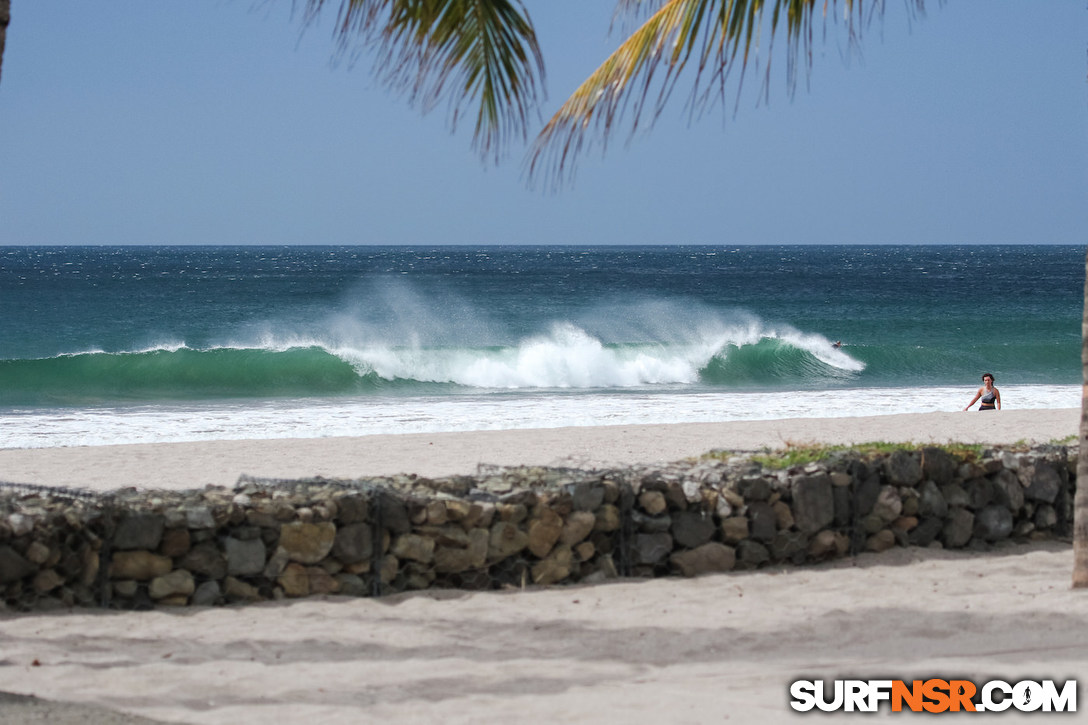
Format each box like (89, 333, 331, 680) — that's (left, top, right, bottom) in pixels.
(528, 0, 926, 185)
(306, 0, 545, 162)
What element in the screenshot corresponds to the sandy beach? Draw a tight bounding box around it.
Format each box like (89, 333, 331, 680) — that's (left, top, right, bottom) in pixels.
(0, 409, 1084, 724)
(0, 409, 1080, 491)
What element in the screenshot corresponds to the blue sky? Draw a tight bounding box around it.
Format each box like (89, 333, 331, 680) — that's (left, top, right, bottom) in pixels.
(0, 1, 1084, 246)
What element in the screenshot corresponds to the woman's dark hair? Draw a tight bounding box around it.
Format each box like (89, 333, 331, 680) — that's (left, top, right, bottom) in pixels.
(982, 373, 995, 382)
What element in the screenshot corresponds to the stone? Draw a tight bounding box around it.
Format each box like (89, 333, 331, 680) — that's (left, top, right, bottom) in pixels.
(184, 507, 216, 530)
(632, 510, 671, 533)
(720, 516, 749, 544)
(594, 504, 621, 532)
(670, 510, 716, 549)
(939, 483, 970, 508)
(149, 569, 195, 600)
(335, 493, 369, 524)
(279, 522, 336, 564)
(734, 540, 770, 569)
(335, 574, 367, 597)
(891, 516, 918, 532)
(375, 495, 412, 534)
(638, 490, 668, 516)
(663, 482, 688, 511)
(900, 492, 920, 517)
(495, 503, 527, 523)
(418, 524, 469, 548)
(571, 482, 606, 511)
(670, 542, 735, 577)
(908, 517, 945, 547)
(33, 568, 65, 594)
(79, 546, 99, 587)
(791, 474, 834, 534)
(560, 511, 597, 547)
(633, 533, 672, 566)
(191, 580, 221, 606)
(332, 522, 374, 565)
(770, 531, 808, 563)
(180, 543, 227, 579)
(113, 580, 139, 598)
(964, 479, 994, 510)
(574, 541, 595, 561)
(435, 529, 489, 573)
(224, 537, 267, 576)
(990, 469, 1025, 512)
(921, 447, 957, 485)
(715, 494, 733, 519)
(809, 530, 848, 559)
(738, 476, 772, 501)
(445, 499, 483, 528)
(224, 576, 262, 602)
(426, 500, 449, 525)
(391, 534, 435, 563)
(681, 480, 702, 503)
(942, 508, 975, 548)
(231, 525, 262, 542)
(918, 481, 948, 518)
(1023, 462, 1062, 503)
(7, 513, 35, 537)
(746, 501, 777, 543)
(279, 562, 310, 597)
(160, 528, 191, 557)
(113, 514, 165, 551)
(379, 554, 399, 584)
(1034, 504, 1058, 530)
(720, 487, 745, 510)
(772, 500, 795, 530)
(871, 486, 903, 525)
(109, 551, 173, 580)
(488, 521, 529, 561)
(975, 505, 1014, 542)
(831, 486, 852, 527)
(830, 472, 853, 487)
(860, 513, 885, 534)
(307, 566, 340, 595)
(884, 450, 923, 486)
(531, 545, 573, 585)
(855, 474, 882, 517)
(24, 541, 51, 565)
(527, 508, 563, 558)
(866, 530, 896, 553)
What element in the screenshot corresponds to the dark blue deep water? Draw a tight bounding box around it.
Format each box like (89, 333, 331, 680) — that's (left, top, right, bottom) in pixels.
(1, 245, 1082, 408)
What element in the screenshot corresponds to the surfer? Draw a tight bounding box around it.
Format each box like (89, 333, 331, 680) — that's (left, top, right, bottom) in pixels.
(964, 373, 1001, 411)
(831, 340, 842, 349)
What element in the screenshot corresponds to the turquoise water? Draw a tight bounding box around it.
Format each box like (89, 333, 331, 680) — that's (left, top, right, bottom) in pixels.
(0, 245, 1082, 446)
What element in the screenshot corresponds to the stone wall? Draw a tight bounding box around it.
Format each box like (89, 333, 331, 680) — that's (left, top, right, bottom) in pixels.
(0, 444, 1076, 611)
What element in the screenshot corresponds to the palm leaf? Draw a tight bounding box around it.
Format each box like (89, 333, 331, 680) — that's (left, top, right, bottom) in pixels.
(305, 0, 545, 162)
(528, 0, 926, 185)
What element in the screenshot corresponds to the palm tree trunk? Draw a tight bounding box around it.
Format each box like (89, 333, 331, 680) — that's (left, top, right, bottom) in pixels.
(1074, 248, 1088, 587)
(0, 0, 9, 84)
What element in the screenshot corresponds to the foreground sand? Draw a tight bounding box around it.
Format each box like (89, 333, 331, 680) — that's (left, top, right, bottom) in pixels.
(0, 409, 1080, 491)
(1, 544, 1083, 724)
(0, 409, 1084, 724)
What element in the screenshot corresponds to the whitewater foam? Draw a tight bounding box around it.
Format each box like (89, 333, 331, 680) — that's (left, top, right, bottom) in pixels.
(2, 384, 1078, 449)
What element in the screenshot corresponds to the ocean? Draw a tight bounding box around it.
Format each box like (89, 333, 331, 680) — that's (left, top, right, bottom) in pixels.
(1, 245, 1082, 449)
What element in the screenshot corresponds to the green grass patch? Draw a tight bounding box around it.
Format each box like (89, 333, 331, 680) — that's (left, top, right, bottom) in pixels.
(703, 441, 986, 469)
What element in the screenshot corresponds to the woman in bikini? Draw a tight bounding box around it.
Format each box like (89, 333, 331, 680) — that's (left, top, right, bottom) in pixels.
(964, 373, 1001, 411)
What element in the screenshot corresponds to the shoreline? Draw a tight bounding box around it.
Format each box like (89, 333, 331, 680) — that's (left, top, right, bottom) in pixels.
(0, 408, 1078, 491)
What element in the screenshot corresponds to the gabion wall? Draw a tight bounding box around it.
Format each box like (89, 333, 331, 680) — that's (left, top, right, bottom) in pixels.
(0, 444, 1075, 611)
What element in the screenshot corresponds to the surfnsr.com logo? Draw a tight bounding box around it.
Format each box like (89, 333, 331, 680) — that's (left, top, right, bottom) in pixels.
(790, 679, 1077, 713)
